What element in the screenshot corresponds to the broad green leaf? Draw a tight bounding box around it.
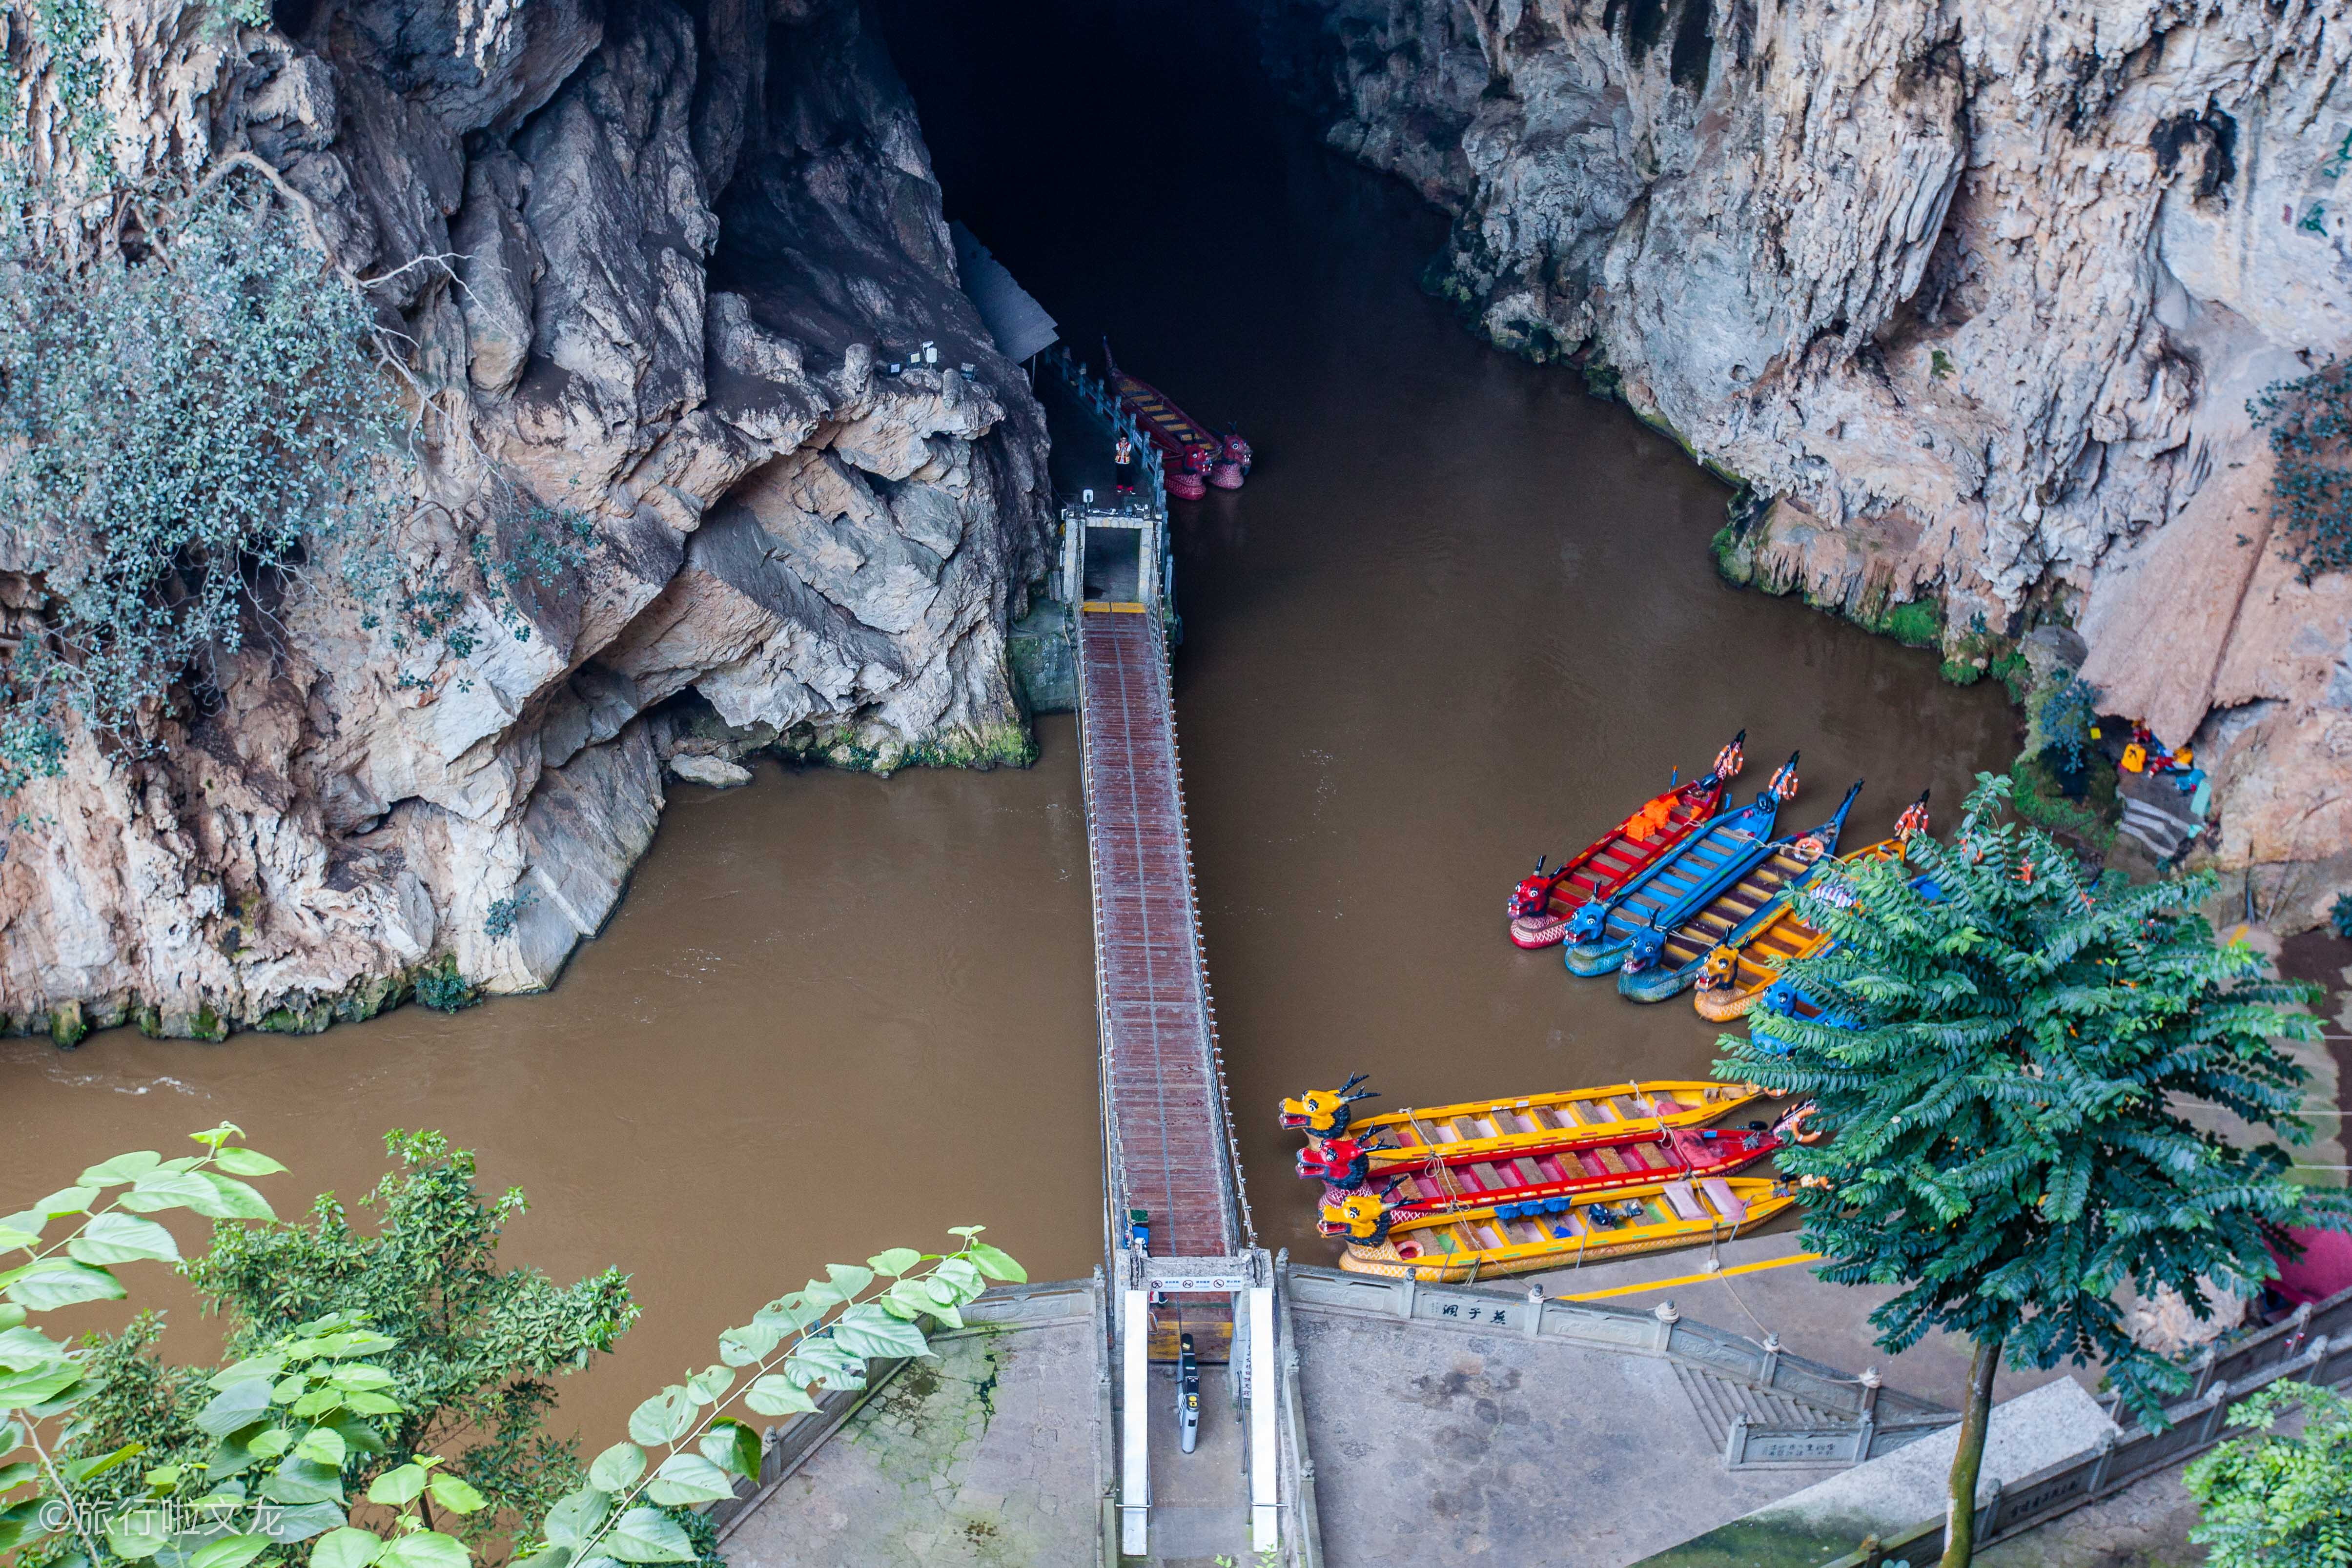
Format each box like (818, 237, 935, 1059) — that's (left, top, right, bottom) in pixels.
(327, 1414, 389, 1457)
(79, 1152, 163, 1187)
(194, 1174, 276, 1221)
(752, 1298, 818, 1333)
(932, 1257, 985, 1302)
(685, 1365, 733, 1405)
(187, 1531, 272, 1568)
(626, 1388, 694, 1446)
(326, 1365, 394, 1390)
(966, 1244, 1026, 1287)
(946, 1225, 984, 1238)
(247, 1427, 293, 1460)
(2, 1259, 124, 1312)
(715, 1321, 781, 1367)
(829, 1304, 932, 1362)
(104, 1507, 174, 1560)
(344, 1391, 401, 1415)
(292, 1387, 348, 1419)
(427, 1474, 488, 1515)
(187, 1124, 247, 1149)
(0, 1460, 37, 1492)
(797, 1281, 845, 1312)
(0, 1497, 51, 1556)
(0, 1363, 81, 1411)
(866, 1248, 922, 1278)
(272, 1373, 309, 1405)
(605, 1507, 695, 1563)
(0, 1302, 22, 1329)
(643, 1453, 734, 1507)
(114, 1172, 214, 1214)
(31, 1187, 97, 1217)
(824, 1263, 874, 1297)
(378, 1529, 470, 1568)
(542, 1486, 611, 1549)
(513, 1550, 572, 1568)
(0, 1219, 43, 1253)
(196, 1381, 275, 1438)
(66, 1214, 181, 1266)
(295, 1427, 347, 1467)
(261, 1453, 346, 1505)
(741, 1376, 817, 1417)
(587, 1443, 644, 1493)
(212, 1354, 290, 1388)
(69, 1440, 146, 1483)
(210, 1149, 288, 1178)
(311, 1527, 385, 1568)
(366, 1464, 429, 1507)
(258, 1500, 345, 1543)
(700, 1420, 760, 1481)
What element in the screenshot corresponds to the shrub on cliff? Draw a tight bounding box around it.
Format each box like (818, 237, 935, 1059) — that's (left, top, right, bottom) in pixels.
(0, 174, 393, 795)
(2250, 357, 2352, 583)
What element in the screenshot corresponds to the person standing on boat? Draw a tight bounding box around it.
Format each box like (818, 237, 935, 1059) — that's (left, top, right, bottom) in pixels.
(1112, 434, 1137, 496)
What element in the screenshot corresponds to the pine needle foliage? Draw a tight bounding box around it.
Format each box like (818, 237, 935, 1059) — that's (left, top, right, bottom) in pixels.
(2186, 1380, 2352, 1568)
(1717, 773, 2350, 1425)
(179, 1132, 638, 1553)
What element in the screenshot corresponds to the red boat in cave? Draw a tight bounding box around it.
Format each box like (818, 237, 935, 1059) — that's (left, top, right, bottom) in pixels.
(1106, 343, 1246, 497)
(1503, 732, 1747, 949)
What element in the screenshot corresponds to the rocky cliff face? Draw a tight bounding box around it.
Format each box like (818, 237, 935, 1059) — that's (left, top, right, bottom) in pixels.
(0, 0, 1053, 1038)
(1275, 0, 2352, 922)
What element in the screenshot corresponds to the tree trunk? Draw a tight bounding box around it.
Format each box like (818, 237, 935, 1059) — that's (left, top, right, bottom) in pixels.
(1940, 1335, 2004, 1568)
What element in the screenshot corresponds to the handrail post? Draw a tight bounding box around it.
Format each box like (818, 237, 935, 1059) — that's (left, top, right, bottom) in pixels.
(1653, 1298, 1679, 1354)
(2084, 1427, 2118, 1497)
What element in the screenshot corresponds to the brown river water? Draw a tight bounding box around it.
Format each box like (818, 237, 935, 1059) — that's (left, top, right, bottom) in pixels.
(2, 0, 2013, 1446)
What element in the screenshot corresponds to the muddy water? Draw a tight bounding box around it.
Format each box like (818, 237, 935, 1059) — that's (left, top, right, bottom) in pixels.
(4, 0, 2011, 1447)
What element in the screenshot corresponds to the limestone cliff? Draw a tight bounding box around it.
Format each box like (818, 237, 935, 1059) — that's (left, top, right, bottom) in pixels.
(1275, 0, 2352, 921)
(0, 0, 1053, 1038)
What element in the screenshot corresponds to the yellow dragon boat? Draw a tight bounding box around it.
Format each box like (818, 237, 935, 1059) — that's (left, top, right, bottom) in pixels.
(1691, 801, 1926, 1023)
(1329, 1174, 1794, 1281)
(1281, 1079, 1764, 1169)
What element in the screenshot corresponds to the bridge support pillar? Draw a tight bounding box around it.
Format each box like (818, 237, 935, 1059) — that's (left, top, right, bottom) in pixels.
(1248, 1279, 1278, 1552)
(1121, 1284, 1150, 1555)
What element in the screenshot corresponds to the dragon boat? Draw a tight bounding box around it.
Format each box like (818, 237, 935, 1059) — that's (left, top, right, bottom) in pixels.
(1323, 1174, 1795, 1281)
(1617, 782, 1863, 1002)
(1105, 342, 1237, 499)
(1692, 793, 1930, 1022)
(1505, 733, 1746, 949)
(1279, 1077, 1765, 1168)
(1301, 1110, 1802, 1217)
(1561, 755, 1801, 977)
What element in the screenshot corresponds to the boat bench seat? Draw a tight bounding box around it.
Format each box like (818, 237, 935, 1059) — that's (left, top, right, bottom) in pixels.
(1663, 1181, 1705, 1222)
(1702, 1177, 1747, 1222)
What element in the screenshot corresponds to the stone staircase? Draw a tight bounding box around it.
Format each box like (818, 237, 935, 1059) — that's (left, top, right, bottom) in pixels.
(1672, 1362, 1851, 1455)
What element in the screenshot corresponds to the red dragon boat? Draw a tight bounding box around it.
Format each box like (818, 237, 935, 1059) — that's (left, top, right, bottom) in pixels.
(1106, 344, 1245, 498)
(1504, 732, 1747, 949)
(1298, 1109, 1806, 1218)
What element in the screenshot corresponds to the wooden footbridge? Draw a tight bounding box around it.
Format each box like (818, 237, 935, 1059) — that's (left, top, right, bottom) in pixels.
(1043, 350, 1277, 1558)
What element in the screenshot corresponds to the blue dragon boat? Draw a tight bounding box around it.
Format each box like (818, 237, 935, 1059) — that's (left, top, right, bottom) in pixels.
(1617, 781, 1863, 1002)
(1562, 754, 1801, 977)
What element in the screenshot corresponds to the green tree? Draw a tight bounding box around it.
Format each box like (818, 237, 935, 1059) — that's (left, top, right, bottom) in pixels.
(1718, 774, 2349, 1567)
(179, 1132, 636, 1550)
(2187, 1380, 2352, 1568)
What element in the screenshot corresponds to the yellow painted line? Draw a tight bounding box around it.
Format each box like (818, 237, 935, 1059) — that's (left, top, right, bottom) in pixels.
(1557, 1251, 1823, 1302)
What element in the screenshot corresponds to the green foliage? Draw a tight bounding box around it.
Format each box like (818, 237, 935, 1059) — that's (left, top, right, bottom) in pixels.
(2006, 751, 2117, 851)
(1876, 598, 1943, 649)
(0, 178, 388, 794)
(2332, 892, 2352, 941)
(2187, 1381, 2352, 1568)
(1929, 348, 1955, 381)
(2034, 676, 2102, 774)
(180, 1131, 636, 1549)
(515, 1227, 1023, 1568)
(481, 894, 535, 943)
(412, 962, 478, 1015)
(2249, 359, 2352, 582)
(1717, 774, 2350, 1426)
(1, 1124, 290, 1564)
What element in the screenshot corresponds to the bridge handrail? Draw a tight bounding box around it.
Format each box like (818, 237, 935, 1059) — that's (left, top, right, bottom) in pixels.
(1044, 345, 1169, 521)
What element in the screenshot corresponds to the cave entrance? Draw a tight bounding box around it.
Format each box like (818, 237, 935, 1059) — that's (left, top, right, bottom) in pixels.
(1082, 519, 1147, 604)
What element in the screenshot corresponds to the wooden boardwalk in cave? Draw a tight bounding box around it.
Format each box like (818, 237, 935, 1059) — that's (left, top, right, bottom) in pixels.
(1077, 606, 1243, 1276)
